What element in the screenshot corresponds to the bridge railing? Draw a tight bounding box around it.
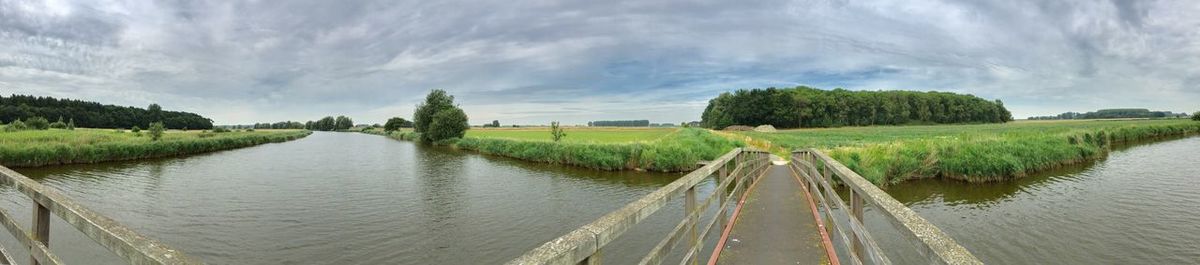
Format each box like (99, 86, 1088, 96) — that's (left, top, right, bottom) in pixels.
(0, 166, 202, 265)
(790, 149, 981, 265)
(506, 148, 771, 265)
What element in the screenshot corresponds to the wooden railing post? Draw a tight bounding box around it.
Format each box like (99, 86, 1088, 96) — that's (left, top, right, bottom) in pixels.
(850, 189, 865, 261)
(718, 162, 729, 229)
(685, 186, 698, 265)
(31, 202, 49, 265)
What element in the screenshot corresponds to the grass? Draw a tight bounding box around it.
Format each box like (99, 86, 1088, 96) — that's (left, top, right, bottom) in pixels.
(733, 119, 1200, 184)
(0, 128, 312, 167)
(365, 127, 743, 172)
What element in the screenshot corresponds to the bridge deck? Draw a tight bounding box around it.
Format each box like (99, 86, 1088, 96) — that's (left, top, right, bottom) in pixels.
(715, 163, 831, 265)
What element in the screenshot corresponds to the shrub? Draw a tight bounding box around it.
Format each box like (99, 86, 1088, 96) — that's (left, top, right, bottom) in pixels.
(149, 122, 165, 141)
(550, 121, 567, 142)
(3, 120, 24, 132)
(49, 117, 68, 129)
(26, 117, 50, 130)
(426, 108, 469, 142)
(212, 127, 231, 133)
(1193, 111, 1200, 121)
(131, 126, 141, 133)
(245, 128, 255, 132)
(67, 118, 75, 130)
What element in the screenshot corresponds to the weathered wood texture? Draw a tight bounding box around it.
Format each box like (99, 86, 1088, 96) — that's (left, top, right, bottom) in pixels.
(0, 166, 203, 265)
(507, 148, 772, 265)
(791, 149, 981, 265)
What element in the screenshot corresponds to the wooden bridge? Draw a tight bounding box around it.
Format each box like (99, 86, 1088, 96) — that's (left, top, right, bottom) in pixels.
(507, 148, 982, 265)
(0, 166, 201, 265)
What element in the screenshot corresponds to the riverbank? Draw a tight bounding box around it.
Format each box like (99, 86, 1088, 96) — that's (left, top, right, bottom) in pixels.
(736, 119, 1200, 184)
(0, 129, 312, 167)
(363, 127, 743, 172)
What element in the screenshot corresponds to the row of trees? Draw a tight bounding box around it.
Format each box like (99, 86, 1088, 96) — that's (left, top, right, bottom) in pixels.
(252, 121, 306, 129)
(0, 95, 213, 129)
(701, 86, 1012, 129)
(588, 120, 650, 127)
(304, 116, 354, 131)
(1028, 109, 1187, 120)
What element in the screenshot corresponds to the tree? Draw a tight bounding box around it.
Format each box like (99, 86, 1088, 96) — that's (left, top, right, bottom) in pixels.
(492, 120, 500, 127)
(414, 89, 457, 137)
(149, 122, 165, 141)
(384, 117, 412, 132)
(426, 108, 469, 142)
(4, 119, 26, 132)
(1193, 111, 1200, 121)
(49, 116, 67, 129)
(67, 118, 75, 130)
(148, 103, 163, 122)
(315, 116, 336, 131)
(550, 121, 567, 142)
(334, 116, 353, 131)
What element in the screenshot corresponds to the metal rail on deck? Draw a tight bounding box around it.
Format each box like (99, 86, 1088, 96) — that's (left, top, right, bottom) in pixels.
(0, 166, 202, 265)
(790, 149, 981, 265)
(506, 148, 771, 265)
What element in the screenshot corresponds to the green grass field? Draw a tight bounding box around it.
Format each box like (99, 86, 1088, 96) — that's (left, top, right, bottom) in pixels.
(0, 128, 311, 167)
(465, 127, 677, 143)
(734, 119, 1200, 184)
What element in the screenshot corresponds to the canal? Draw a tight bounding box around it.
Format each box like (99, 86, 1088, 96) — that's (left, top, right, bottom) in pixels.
(0, 132, 702, 264)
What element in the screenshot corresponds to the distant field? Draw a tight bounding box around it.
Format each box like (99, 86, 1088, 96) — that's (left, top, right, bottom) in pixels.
(732, 119, 1200, 184)
(466, 127, 677, 143)
(0, 128, 310, 167)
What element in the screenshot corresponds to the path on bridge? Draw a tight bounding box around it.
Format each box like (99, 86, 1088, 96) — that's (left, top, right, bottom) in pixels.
(714, 160, 832, 265)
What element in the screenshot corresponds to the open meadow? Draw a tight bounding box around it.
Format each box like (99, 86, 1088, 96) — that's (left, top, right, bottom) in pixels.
(466, 127, 676, 143)
(733, 119, 1200, 184)
(0, 128, 311, 167)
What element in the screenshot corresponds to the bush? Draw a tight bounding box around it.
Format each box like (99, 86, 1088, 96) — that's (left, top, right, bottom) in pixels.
(1193, 111, 1200, 121)
(49, 117, 68, 129)
(3, 120, 24, 132)
(426, 108, 469, 142)
(131, 126, 141, 133)
(550, 121, 567, 142)
(25, 117, 50, 130)
(149, 122, 165, 141)
(67, 118, 75, 130)
(245, 128, 255, 132)
(212, 127, 231, 133)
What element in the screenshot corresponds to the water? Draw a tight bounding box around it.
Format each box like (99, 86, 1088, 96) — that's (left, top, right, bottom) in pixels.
(0, 132, 697, 264)
(876, 136, 1200, 264)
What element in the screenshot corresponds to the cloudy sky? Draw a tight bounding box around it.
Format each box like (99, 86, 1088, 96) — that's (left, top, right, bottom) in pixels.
(1, 0, 1198, 125)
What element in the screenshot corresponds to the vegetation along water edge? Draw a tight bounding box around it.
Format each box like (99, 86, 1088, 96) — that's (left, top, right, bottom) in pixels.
(0, 128, 312, 167)
(735, 119, 1200, 184)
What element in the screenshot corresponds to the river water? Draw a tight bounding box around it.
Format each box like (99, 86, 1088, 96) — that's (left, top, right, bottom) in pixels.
(1, 132, 699, 265)
(4, 132, 1198, 264)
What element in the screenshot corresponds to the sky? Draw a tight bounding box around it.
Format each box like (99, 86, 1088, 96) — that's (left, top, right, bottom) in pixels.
(1, 0, 1198, 125)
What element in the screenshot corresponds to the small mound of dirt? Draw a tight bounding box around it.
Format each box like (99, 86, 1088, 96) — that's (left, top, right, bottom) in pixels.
(722, 125, 754, 131)
(753, 125, 777, 132)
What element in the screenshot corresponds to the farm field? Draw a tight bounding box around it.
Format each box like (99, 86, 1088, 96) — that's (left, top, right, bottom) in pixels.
(466, 127, 677, 143)
(0, 128, 311, 167)
(732, 119, 1200, 184)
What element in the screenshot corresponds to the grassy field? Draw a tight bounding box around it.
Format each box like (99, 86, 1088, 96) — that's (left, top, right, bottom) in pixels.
(734, 119, 1200, 184)
(366, 127, 743, 172)
(465, 127, 677, 143)
(0, 128, 311, 167)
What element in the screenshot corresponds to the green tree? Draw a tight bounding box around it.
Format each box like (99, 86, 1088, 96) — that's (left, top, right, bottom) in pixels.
(149, 122, 165, 141)
(334, 116, 353, 131)
(413, 89, 456, 137)
(384, 117, 411, 132)
(67, 118, 75, 130)
(49, 116, 68, 129)
(1193, 111, 1200, 121)
(492, 120, 500, 127)
(550, 121, 567, 142)
(426, 108, 469, 142)
(316, 116, 336, 131)
(4, 119, 26, 132)
(413, 89, 468, 142)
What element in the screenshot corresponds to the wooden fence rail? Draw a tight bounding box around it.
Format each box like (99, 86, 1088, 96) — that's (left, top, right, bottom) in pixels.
(0, 166, 202, 265)
(506, 148, 771, 265)
(790, 149, 981, 265)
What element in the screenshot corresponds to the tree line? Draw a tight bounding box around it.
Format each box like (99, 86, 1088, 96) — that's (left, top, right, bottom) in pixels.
(0, 95, 213, 129)
(1028, 108, 1187, 120)
(588, 120, 650, 127)
(701, 86, 1012, 129)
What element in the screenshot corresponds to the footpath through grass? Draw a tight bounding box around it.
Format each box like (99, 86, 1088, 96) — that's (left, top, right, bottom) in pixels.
(735, 119, 1200, 184)
(366, 127, 743, 172)
(0, 128, 311, 167)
